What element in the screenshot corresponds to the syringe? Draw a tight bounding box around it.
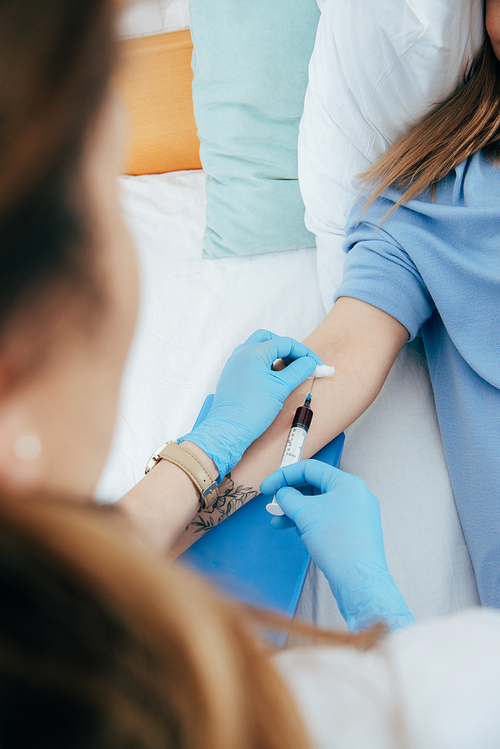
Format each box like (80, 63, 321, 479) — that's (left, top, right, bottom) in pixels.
(265, 393, 314, 516)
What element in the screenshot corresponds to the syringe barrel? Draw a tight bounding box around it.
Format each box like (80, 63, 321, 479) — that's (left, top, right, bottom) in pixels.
(279, 424, 308, 468)
(265, 400, 314, 516)
(292, 405, 313, 430)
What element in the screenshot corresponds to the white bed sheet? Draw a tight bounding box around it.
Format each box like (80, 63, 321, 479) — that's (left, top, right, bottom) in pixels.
(97, 169, 479, 631)
(97, 169, 325, 497)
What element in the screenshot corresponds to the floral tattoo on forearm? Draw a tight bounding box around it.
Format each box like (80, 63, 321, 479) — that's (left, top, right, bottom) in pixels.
(187, 473, 258, 535)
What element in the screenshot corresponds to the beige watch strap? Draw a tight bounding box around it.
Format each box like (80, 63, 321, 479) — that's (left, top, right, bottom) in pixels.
(156, 441, 219, 509)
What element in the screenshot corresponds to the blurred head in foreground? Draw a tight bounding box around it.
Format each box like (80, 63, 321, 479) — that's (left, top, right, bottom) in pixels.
(0, 3, 372, 748)
(0, 0, 138, 499)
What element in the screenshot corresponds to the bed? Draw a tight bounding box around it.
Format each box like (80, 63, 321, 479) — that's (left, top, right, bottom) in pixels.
(98, 0, 481, 630)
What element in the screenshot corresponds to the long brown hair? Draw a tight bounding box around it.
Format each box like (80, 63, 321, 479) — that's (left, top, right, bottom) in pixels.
(0, 493, 379, 749)
(359, 34, 500, 215)
(0, 0, 116, 384)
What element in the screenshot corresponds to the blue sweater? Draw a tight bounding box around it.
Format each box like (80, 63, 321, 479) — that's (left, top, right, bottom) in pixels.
(335, 150, 500, 607)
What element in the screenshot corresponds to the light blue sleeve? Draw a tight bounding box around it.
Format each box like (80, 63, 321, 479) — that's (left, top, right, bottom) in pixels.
(334, 201, 435, 341)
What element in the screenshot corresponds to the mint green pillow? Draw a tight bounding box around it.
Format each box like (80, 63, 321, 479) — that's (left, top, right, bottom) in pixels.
(189, 0, 319, 258)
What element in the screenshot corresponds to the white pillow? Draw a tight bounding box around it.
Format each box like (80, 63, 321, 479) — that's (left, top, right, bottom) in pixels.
(118, 0, 190, 39)
(299, 0, 483, 310)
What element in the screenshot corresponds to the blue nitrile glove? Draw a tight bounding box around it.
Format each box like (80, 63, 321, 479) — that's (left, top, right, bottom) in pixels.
(260, 460, 416, 633)
(179, 330, 323, 480)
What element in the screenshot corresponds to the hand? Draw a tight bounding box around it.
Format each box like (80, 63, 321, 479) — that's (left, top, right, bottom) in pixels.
(260, 460, 415, 632)
(179, 330, 322, 480)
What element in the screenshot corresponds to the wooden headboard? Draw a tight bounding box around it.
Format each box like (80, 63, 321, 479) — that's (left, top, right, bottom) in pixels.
(116, 22, 201, 175)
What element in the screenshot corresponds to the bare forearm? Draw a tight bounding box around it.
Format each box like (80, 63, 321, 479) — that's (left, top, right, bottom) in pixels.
(117, 441, 217, 555)
(171, 297, 408, 557)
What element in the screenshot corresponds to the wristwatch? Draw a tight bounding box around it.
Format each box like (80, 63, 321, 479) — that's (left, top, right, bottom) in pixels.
(145, 440, 219, 509)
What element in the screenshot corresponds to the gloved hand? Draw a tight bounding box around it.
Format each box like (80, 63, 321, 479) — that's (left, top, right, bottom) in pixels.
(260, 460, 415, 632)
(179, 330, 323, 480)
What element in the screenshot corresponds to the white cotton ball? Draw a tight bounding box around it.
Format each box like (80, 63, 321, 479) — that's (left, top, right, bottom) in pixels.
(307, 364, 336, 380)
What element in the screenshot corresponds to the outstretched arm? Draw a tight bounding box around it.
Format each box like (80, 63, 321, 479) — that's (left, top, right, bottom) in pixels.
(261, 459, 416, 632)
(116, 331, 322, 554)
(171, 296, 408, 557)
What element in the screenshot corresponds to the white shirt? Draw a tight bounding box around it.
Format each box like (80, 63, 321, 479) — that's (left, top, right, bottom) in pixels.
(274, 608, 500, 748)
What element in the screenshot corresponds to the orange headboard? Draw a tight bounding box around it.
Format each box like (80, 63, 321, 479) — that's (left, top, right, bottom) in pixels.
(116, 27, 201, 175)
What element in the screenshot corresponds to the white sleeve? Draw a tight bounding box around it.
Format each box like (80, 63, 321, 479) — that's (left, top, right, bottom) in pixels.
(273, 608, 500, 749)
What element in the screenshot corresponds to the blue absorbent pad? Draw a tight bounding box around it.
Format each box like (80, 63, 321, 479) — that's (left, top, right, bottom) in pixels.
(179, 395, 344, 622)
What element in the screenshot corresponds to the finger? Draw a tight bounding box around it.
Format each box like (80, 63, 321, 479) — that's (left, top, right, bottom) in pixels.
(271, 358, 286, 372)
(285, 460, 352, 495)
(242, 329, 277, 347)
(262, 336, 324, 368)
(275, 486, 314, 521)
(261, 460, 343, 496)
(261, 464, 310, 496)
(270, 515, 296, 530)
(276, 355, 317, 393)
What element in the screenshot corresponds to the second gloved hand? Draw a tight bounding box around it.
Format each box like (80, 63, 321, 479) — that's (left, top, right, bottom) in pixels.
(179, 330, 323, 480)
(260, 460, 415, 632)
